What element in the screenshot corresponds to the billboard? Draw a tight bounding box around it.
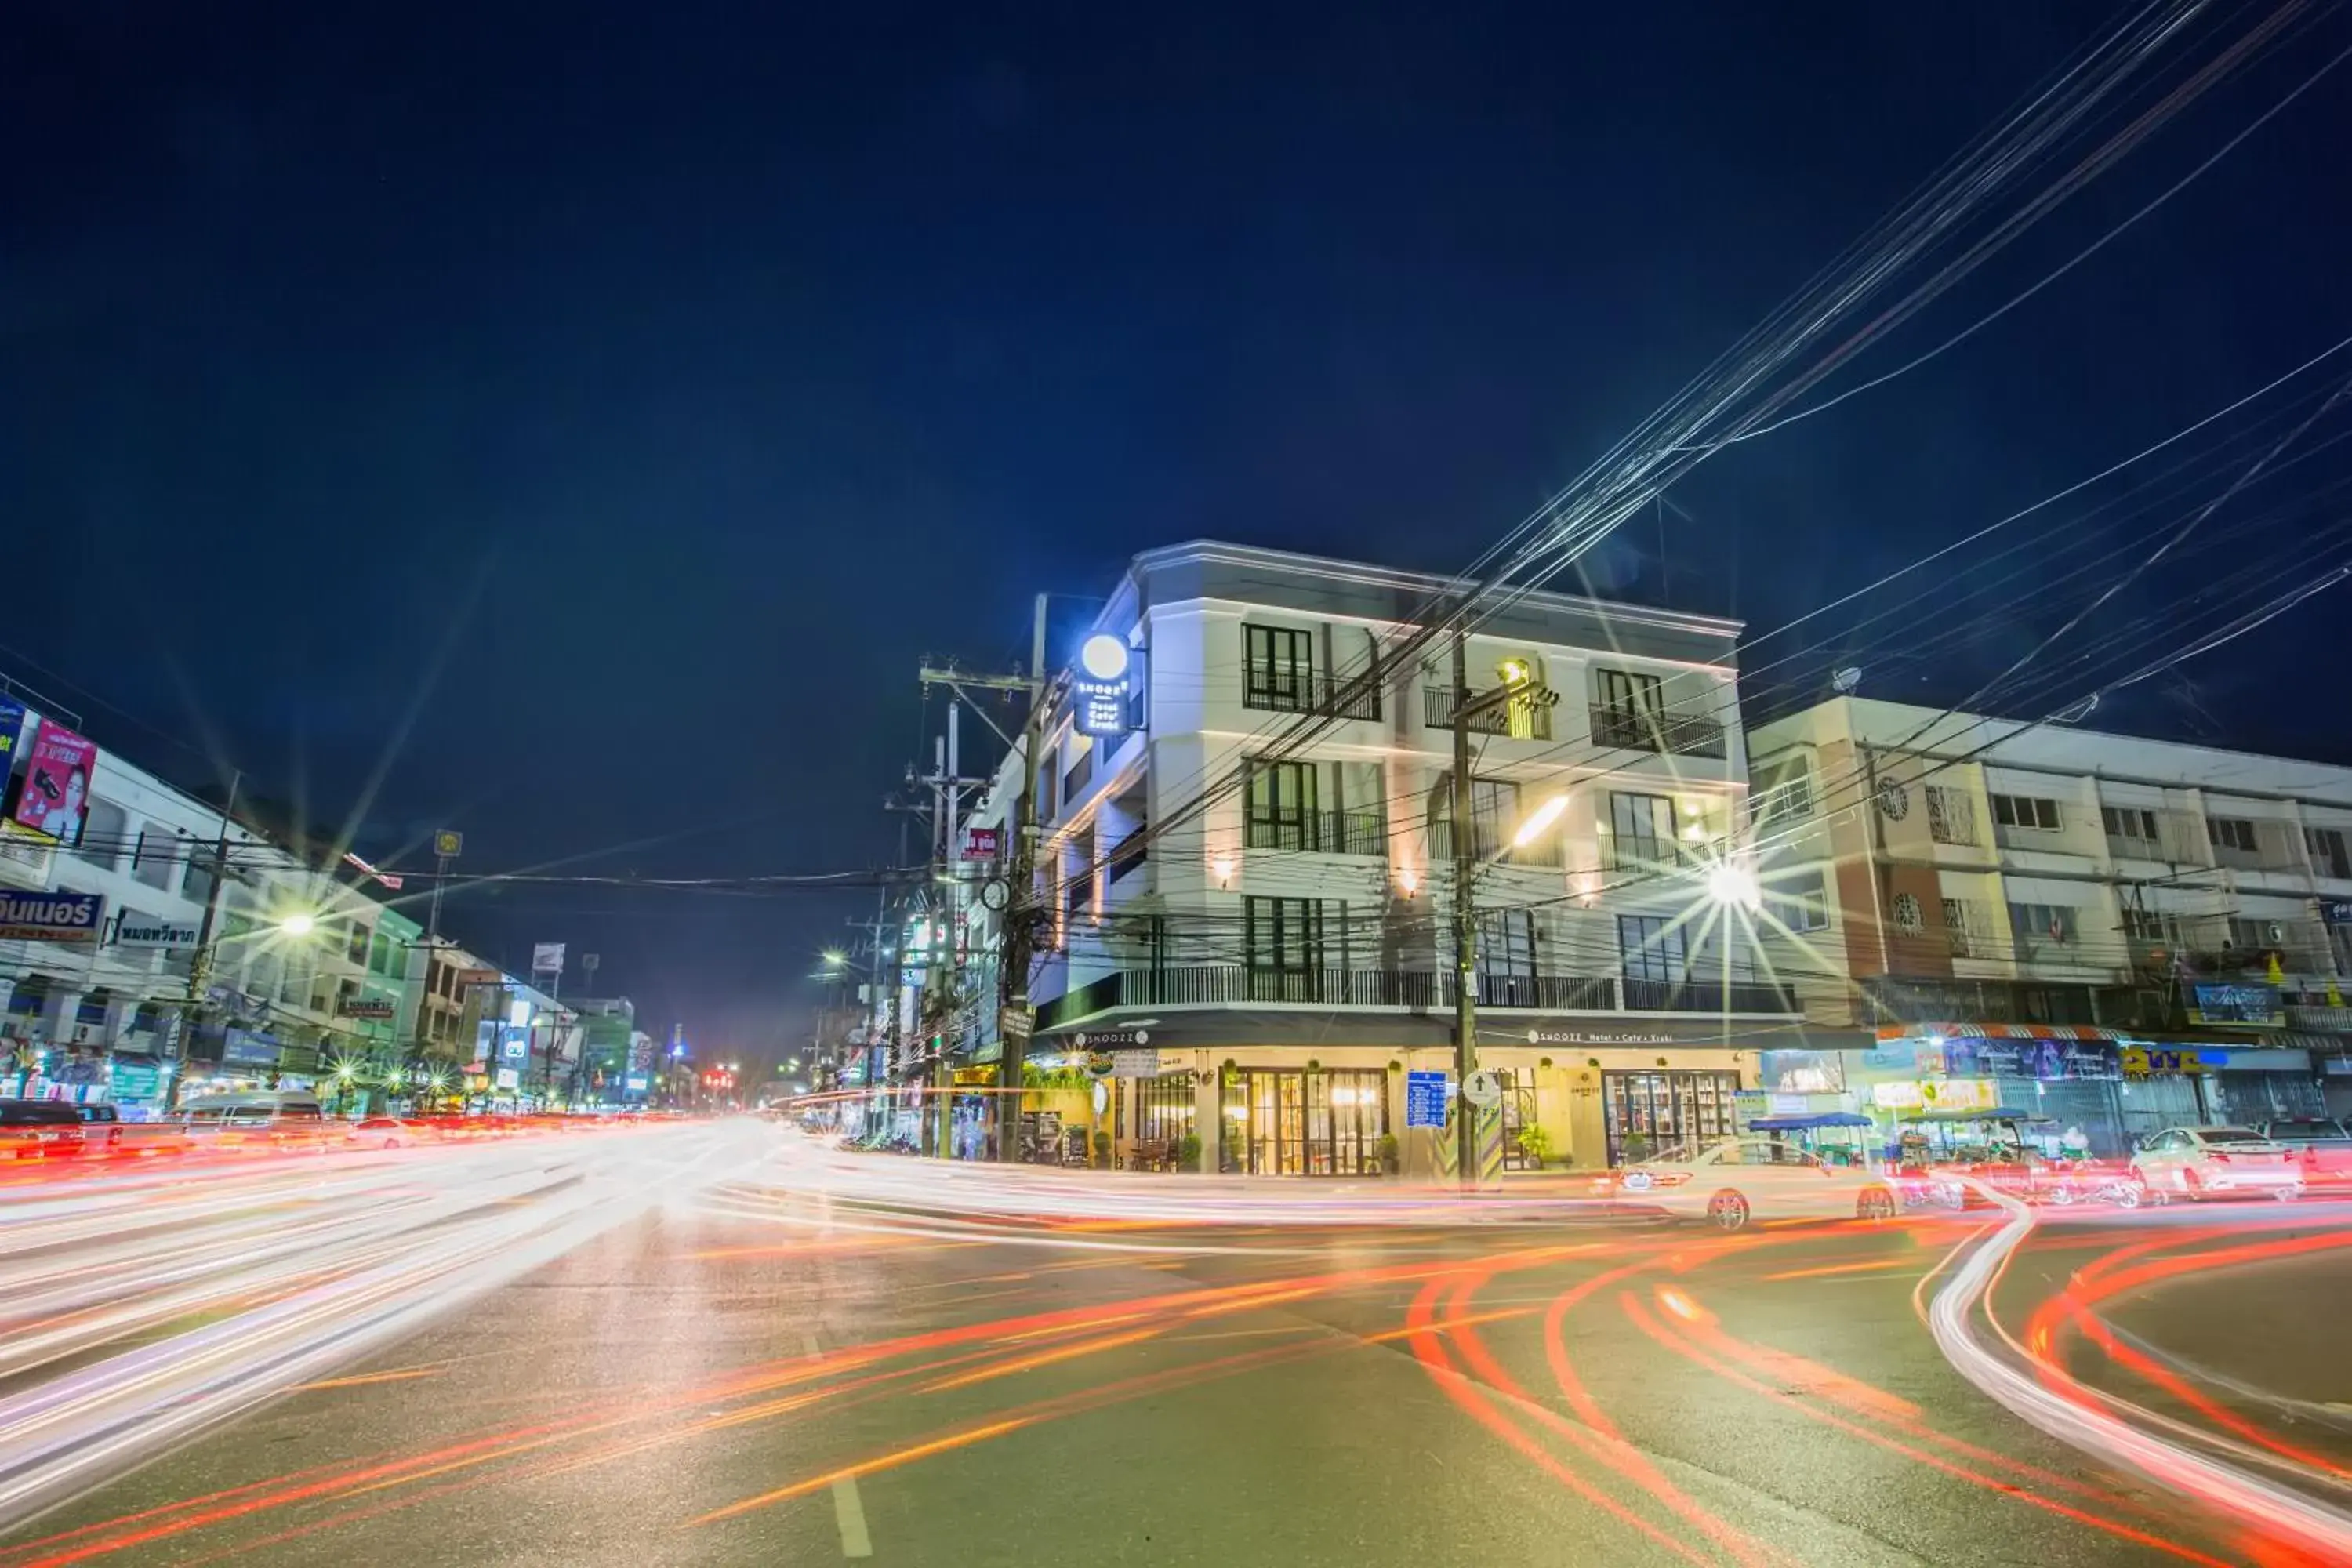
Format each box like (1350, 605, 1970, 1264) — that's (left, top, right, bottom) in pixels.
(0, 699, 25, 772)
(532, 942, 565, 975)
(0, 889, 104, 942)
(114, 913, 201, 949)
(7, 719, 97, 848)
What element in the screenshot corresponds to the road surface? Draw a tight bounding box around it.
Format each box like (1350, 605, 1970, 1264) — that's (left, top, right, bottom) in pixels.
(2, 1121, 2347, 1566)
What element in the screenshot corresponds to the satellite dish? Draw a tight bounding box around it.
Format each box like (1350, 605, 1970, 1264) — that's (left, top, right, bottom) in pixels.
(1831, 666, 1863, 694)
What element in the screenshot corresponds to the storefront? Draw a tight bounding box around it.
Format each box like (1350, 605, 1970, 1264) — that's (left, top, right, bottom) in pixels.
(1849, 1026, 2134, 1159)
(1223, 1066, 1386, 1175)
(1599, 1069, 1739, 1163)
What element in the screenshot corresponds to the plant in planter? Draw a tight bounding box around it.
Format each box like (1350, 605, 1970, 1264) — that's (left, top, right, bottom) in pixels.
(1177, 1132, 1202, 1172)
(1519, 1125, 1552, 1169)
(1091, 1129, 1112, 1169)
(1621, 1131, 1653, 1166)
(1377, 1133, 1400, 1175)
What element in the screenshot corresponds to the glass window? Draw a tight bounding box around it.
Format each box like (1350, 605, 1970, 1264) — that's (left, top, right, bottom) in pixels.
(1991, 794, 2061, 830)
(347, 923, 372, 964)
(1769, 869, 1830, 932)
(1606, 791, 1675, 869)
(1245, 760, 1319, 850)
(2308, 826, 2352, 879)
(75, 800, 129, 870)
(2103, 805, 2160, 841)
(1243, 625, 1315, 713)
(2209, 817, 2258, 854)
(131, 827, 180, 890)
(2008, 902, 2079, 946)
(1617, 914, 1686, 983)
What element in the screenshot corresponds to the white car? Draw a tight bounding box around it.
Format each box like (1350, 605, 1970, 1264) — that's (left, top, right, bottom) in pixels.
(2131, 1125, 2303, 1201)
(1611, 1138, 1900, 1232)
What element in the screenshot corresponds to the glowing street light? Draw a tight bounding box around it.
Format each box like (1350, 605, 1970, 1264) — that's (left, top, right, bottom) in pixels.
(1511, 793, 1570, 848)
(1705, 860, 1762, 912)
(278, 913, 317, 938)
(821, 949, 846, 969)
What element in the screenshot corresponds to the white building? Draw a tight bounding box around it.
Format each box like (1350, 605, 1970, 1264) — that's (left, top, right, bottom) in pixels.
(1745, 696, 2352, 1150)
(1000, 540, 1835, 1174)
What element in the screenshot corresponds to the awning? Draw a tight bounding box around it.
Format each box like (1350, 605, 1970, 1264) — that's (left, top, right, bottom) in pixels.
(1746, 1112, 1875, 1131)
(1033, 1007, 1871, 1054)
(1877, 1022, 2130, 1041)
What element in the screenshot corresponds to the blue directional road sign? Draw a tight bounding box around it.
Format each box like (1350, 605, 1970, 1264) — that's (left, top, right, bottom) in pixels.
(1405, 1070, 1450, 1129)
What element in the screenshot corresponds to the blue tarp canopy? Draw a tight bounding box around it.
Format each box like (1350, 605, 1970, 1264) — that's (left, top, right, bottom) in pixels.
(1746, 1112, 1875, 1131)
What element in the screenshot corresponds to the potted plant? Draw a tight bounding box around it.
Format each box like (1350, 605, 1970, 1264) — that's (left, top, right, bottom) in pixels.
(1621, 1131, 1653, 1166)
(1091, 1129, 1112, 1169)
(1377, 1133, 1400, 1175)
(1519, 1125, 1552, 1170)
(1177, 1132, 1202, 1172)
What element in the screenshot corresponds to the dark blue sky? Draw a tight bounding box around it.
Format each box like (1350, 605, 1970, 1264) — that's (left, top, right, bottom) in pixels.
(7, 2, 2348, 1051)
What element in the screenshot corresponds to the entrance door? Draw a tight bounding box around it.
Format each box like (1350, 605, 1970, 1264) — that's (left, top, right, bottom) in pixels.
(1247, 1070, 1307, 1174)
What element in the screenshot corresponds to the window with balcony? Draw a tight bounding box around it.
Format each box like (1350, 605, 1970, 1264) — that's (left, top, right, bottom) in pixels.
(1589, 669, 1725, 757)
(1991, 793, 2062, 832)
(1244, 896, 1332, 999)
(1603, 791, 1676, 871)
(1617, 914, 1687, 983)
(1243, 625, 1315, 713)
(2308, 825, 2352, 879)
(1245, 760, 1318, 850)
(2122, 906, 2185, 945)
(1925, 785, 1978, 846)
(347, 923, 372, 965)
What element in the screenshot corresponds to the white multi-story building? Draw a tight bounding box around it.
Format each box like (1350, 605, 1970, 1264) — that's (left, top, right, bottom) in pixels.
(999, 540, 1831, 1174)
(1746, 696, 2352, 1152)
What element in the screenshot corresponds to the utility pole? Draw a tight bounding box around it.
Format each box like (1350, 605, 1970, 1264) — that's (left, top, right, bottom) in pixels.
(916, 625, 1048, 1164)
(175, 769, 242, 1110)
(1446, 635, 1552, 1190)
(1450, 636, 1480, 1188)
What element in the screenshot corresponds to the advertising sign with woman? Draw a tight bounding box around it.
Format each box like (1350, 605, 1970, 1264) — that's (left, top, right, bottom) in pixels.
(6, 718, 98, 848)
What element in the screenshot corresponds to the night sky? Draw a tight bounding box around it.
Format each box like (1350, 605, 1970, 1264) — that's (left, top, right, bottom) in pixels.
(9, 2, 2348, 1053)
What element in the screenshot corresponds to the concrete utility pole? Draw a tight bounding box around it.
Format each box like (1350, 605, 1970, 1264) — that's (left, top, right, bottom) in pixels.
(917, 608, 1052, 1164)
(1445, 634, 1552, 1189)
(175, 770, 242, 1109)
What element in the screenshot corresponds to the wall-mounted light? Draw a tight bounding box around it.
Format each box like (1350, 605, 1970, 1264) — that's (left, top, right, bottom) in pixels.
(1211, 854, 1234, 888)
(1512, 793, 1570, 848)
(1396, 866, 1420, 897)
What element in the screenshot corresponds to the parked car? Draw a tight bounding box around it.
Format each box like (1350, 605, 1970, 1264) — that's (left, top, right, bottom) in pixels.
(2130, 1125, 2303, 1200)
(1604, 1137, 1901, 1232)
(0, 1098, 88, 1160)
(2257, 1118, 2352, 1190)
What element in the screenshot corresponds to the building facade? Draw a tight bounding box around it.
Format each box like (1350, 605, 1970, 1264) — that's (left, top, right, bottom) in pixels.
(1747, 697, 2352, 1156)
(1010, 540, 1849, 1174)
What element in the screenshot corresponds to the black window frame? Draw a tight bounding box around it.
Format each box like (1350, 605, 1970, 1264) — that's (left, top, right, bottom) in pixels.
(1617, 913, 1687, 983)
(1243, 624, 1316, 713)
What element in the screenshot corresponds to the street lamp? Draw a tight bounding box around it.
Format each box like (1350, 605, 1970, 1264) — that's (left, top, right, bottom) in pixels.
(1704, 860, 1762, 913)
(278, 912, 317, 938)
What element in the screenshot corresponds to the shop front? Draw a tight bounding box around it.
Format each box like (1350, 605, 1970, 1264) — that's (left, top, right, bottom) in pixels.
(1849, 1025, 2134, 1159)
(1222, 1065, 1387, 1175)
(2118, 1043, 2321, 1127)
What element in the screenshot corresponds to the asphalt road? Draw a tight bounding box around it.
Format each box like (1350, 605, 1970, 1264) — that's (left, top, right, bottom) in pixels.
(2, 1124, 2345, 1567)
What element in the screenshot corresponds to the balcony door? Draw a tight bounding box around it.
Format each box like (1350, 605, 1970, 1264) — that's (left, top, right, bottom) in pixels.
(1243, 625, 1315, 712)
(1246, 760, 1319, 851)
(1618, 914, 1688, 1008)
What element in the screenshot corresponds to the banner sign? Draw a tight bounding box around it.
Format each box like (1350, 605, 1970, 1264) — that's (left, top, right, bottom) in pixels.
(531, 942, 565, 975)
(336, 998, 397, 1020)
(0, 699, 25, 772)
(1932, 1037, 2121, 1082)
(2187, 982, 2282, 1028)
(1405, 1069, 1450, 1128)
(6, 719, 98, 847)
(999, 1004, 1033, 1044)
(0, 889, 104, 942)
(961, 827, 1002, 860)
(342, 851, 404, 891)
(2122, 1045, 2224, 1076)
(114, 913, 200, 949)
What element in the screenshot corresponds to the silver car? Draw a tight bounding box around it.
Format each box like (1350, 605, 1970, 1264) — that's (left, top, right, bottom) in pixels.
(2130, 1125, 2303, 1201)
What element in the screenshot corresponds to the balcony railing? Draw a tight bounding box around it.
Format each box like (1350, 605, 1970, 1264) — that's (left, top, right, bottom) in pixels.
(1428, 819, 1566, 869)
(1621, 978, 1798, 1014)
(1033, 965, 1796, 1027)
(1424, 686, 1554, 741)
(1588, 704, 1726, 760)
(1596, 835, 1721, 876)
(1243, 809, 1389, 856)
(1243, 669, 1383, 721)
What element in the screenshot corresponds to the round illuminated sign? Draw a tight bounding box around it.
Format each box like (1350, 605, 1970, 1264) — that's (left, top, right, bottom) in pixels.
(1079, 634, 1130, 681)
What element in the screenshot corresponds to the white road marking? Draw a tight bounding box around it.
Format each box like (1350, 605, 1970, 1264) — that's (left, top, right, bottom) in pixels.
(801, 1332, 873, 1558)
